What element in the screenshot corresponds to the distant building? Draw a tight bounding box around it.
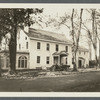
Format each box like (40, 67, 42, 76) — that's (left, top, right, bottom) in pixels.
(77, 47, 89, 68)
(0, 28, 89, 70)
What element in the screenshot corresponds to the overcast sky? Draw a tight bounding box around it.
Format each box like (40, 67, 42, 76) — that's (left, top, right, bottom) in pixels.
(29, 6, 100, 59)
(31, 7, 90, 47)
(0, 4, 100, 59)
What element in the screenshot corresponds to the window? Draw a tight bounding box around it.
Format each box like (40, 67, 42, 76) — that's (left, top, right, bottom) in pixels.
(72, 58, 74, 64)
(25, 37, 27, 40)
(6, 57, 9, 68)
(19, 44, 21, 49)
(65, 46, 68, 52)
(56, 44, 59, 51)
(26, 42, 28, 49)
(37, 42, 41, 49)
(84, 52, 85, 55)
(66, 58, 67, 64)
(47, 43, 50, 51)
(37, 56, 40, 63)
(72, 47, 73, 52)
(18, 56, 27, 68)
(46, 57, 50, 64)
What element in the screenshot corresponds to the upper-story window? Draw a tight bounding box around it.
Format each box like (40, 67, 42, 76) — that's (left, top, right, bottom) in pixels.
(37, 42, 41, 49)
(56, 44, 59, 51)
(65, 46, 68, 52)
(47, 43, 50, 51)
(26, 42, 28, 49)
(72, 58, 74, 64)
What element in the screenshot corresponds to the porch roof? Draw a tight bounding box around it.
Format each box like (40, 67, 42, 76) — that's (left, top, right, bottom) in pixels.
(79, 57, 85, 60)
(53, 51, 68, 56)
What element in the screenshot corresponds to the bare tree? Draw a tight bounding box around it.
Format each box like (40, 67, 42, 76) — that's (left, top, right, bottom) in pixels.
(83, 9, 99, 68)
(95, 22, 100, 67)
(52, 9, 83, 71)
(95, 10, 100, 67)
(71, 9, 83, 71)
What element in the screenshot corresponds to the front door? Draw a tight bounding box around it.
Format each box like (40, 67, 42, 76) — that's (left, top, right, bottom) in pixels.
(78, 60, 82, 68)
(54, 57, 58, 65)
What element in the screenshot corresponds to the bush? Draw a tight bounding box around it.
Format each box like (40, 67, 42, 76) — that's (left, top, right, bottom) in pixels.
(49, 64, 70, 71)
(89, 60, 96, 68)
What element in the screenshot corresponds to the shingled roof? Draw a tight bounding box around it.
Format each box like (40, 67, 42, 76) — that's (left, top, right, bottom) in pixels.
(24, 28, 89, 51)
(25, 28, 72, 45)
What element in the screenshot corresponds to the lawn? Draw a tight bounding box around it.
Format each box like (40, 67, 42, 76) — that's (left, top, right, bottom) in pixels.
(0, 71, 100, 92)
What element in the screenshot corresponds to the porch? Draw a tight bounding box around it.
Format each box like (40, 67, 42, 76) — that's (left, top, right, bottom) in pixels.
(52, 51, 69, 65)
(0, 51, 29, 70)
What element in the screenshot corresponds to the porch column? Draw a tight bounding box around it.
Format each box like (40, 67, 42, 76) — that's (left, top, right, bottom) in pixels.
(58, 55, 60, 65)
(84, 59, 86, 67)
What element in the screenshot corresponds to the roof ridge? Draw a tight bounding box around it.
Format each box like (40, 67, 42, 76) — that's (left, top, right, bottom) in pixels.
(24, 28, 72, 45)
(29, 28, 66, 36)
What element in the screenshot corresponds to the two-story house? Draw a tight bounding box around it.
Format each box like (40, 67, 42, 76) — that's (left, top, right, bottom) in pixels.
(0, 28, 89, 70)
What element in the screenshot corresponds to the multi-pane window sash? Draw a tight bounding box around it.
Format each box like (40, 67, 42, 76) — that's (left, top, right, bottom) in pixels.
(18, 56, 27, 68)
(47, 43, 50, 51)
(66, 46, 68, 52)
(66, 58, 67, 64)
(37, 56, 40, 63)
(25, 37, 27, 40)
(37, 42, 41, 49)
(6, 58, 9, 68)
(46, 57, 49, 64)
(56, 44, 59, 51)
(26, 42, 28, 49)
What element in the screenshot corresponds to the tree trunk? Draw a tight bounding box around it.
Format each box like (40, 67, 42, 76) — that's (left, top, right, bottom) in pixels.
(89, 41, 92, 60)
(94, 40, 98, 69)
(99, 40, 100, 68)
(8, 10, 17, 74)
(92, 9, 98, 69)
(0, 36, 2, 77)
(0, 56, 2, 77)
(95, 50, 98, 69)
(73, 51, 78, 71)
(92, 43, 98, 69)
(71, 9, 83, 71)
(9, 27, 17, 74)
(71, 9, 78, 71)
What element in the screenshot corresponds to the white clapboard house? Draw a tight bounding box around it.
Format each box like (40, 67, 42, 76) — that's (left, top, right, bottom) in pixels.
(0, 28, 89, 70)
